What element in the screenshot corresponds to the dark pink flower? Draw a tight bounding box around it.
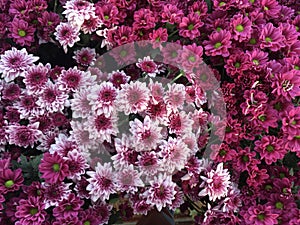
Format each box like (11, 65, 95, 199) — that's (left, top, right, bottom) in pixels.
(15, 197, 46, 225)
(261, 0, 281, 19)
(133, 8, 156, 30)
(0, 168, 23, 194)
(161, 4, 184, 24)
(225, 51, 251, 77)
(149, 28, 168, 48)
(259, 23, 284, 51)
(95, 3, 119, 28)
(8, 17, 35, 46)
(73, 47, 96, 67)
(242, 204, 279, 225)
(107, 26, 136, 47)
(204, 30, 232, 57)
(179, 13, 203, 40)
(53, 193, 84, 218)
(39, 152, 69, 184)
(2, 83, 21, 101)
(230, 14, 252, 42)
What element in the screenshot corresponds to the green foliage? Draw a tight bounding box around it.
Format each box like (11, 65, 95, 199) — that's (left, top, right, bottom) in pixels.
(12, 154, 43, 185)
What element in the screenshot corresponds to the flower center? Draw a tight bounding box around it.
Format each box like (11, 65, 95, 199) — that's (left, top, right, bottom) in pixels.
(264, 6, 269, 11)
(216, 27, 222, 31)
(294, 65, 299, 70)
(236, 24, 244, 32)
(265, 37, 272, 42)
(18, 29, 27, 37)
(275, 201, 284, 209)
(214, 42, 222, 49)
(30, 207, 38, 215)
(171, 51, 178, 58)
(4, 180, 14, 188)
(84, 221, 91, 225)
(253, 59, 259, 65)
(234, 62, 241, 68)
(219, 2, 225, 6)
(258, 115, 266, 121)
(249, 38, 257, 45)
(264, 184, 272, 191)
(104, 15, 109, 20)
(188, 55, 196, 62)
(257, 213, 265, 221)
(219, 149, 227, 156)
(266, 145, 274, 152)
(120, 50, 127, 57)
(188, 24, 194, 30)
(242, 155, 249, 162)
(291, 120, 297, 125)
(65, 205, 72, 210)
(295, 135, 300, 140)
(52, 163, 60, 172)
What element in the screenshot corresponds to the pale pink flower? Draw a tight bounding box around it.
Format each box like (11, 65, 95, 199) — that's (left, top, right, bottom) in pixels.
(168, 111, 193, 136)
(129, 116, 162, 151)
(136, 56, 164, 77)
(86, 162, 117, 201)
(88, 82, 118, 117)
(0, 47, 39, 82)
(199, 163, 231, 202)
(116, 165, 144, 193)
(116, 81, 150, 115)
(64, 149, 89, 180)
(143, 173, 176, 211)
(70, 88, 92, 118)
(54, 22, 80, 53)
(164, 83, 186, 113)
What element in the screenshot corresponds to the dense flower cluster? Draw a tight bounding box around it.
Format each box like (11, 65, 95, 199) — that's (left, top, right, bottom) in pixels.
(0, 0, 300, 225)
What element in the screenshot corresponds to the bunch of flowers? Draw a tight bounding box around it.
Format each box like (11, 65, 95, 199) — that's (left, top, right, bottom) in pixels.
(0, 0, 300, 225)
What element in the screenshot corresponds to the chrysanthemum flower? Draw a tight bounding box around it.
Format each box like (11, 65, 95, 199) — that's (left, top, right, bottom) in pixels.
(63, 0, 95, 28)
(179, 43, 203, 72)
(73, 47, 96, 66)
(254, 136, 286, 165)
(143, 173, 176, 211)
(230, 14, 252, 42)
(64, 149, 89, 180)
(159, 137, 190, 173)
(87, 112, 119, 143)
(259, 23, 284, 51)
(179, 13, 203, 40)
(54, 22, 80, 53)
(168, 111, 193, 136)
(137, 151, 162, 177)
(2, 83, 21, 101)
(164, 83, 186, 113)
(86, 162, 117, 201)
(136, 56, 163, 77)
(199, 163, 231, 202)
(204, 30, 232, 57)
(15, 197, 46, 225)
(23, 63, 51, 94)
(39, 152, 70, 184)
(116, 165, 144, 193)
(37, 11, 60, 42)
(0, 168, 23, 194)
(261, 0, 281, 19)
(88, 81, 118, 117)
(43, 182, 72, 208)
(36, 81, 69, 113)
(7, 122, 42, 148)
(129, 115, 162, 151)
(71, 88, 92, 118)
(116, 81, 150, 115)
(132, 8, 156, 30)
(241, 204, 279, 225)
(108, 70, 130, 89)
(53, 193, 84, 218)
(81, 15, 102, 34)
(95, 3, 119, 28)
(0, 47, 39, 82)
(161, 4, 184, 24)
(149, 27, 168, 48)
(8, 17, 35, 46)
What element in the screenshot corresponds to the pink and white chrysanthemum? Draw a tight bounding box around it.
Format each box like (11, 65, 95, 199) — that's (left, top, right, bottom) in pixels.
(23, 63, 51, 94)
(129, 116, 162, 151)
(136, 56, 164, 77)
(16, 94, 42, 119)
(71, 88, 92, 118)
(137, 151, 162, 177)
(81, 15, 103, 34)
(54, 22, 80, 53)
(73, 47, 96, 66)
(36, 81, 69, 113)
(199, 163, 231, 202)
(168, 111, 193, 136)
(0, 47, 39, 82)
(111, 135, 137, 170)
(64, 149, 89, 180)
(159, 137, 190, 173)
(116, 165, 144, 193)
(108, 70, 130, 89)
(63, 0, 96, 28)
(37, 131, 58, 152)
(49, 134, 78, 157)
(6, 122, 42, 148)
(148, 80, 165, 104)
(88, 113, 119, 143)
(70, 120, 97, 153)
(58, 67, 96, 92)
(143, 173, 177, 211)
(43, 182, 72, 208)
(88, 82, 118, 117)
(164, 83, 186, 113)
(86, 162, 117, 202)
(116, 81, 150, 115)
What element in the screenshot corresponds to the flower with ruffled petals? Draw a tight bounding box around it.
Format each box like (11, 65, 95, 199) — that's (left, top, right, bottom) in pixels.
(259, 23, 284, 51)
(143, 173, 177, 211)
(116, 165, 144, 193)
(86, 162, 117, 201)
(53, 193, 84, 218)
(199, 163, 231, 202)
(241, 204, 279, 225)
(39, 152, 69, 184)
(179, 13, 203, 40)
(8, 17, 35, 46)
(0, 168, 23, 194)
(231, 14, 252, 42)
(15, 197, 46, 225)
(0, 47, 39, 82)
(73, 47, 96, 67)
(204, 30, 232, 57)
(54, 22, 80, 53)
